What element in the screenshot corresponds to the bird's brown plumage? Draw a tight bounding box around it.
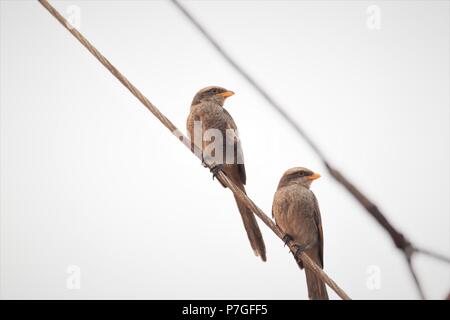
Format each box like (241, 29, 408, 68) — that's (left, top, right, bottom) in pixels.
(272, 167, 328, 299)
(187, 86, 266, 261)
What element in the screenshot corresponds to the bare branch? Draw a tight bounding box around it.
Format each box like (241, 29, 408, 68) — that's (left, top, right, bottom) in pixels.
(405, 254, 426, 300)
(414, 247, 450, 264)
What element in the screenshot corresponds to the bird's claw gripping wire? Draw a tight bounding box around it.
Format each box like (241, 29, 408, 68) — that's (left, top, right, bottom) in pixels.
(210, 164, 224, 180)
(283, 233, 312, 258)
(293, 244, 308, 259)
(282, 234, 293, 247)
(290, 240, 316, 258)
(201, 157, 208, 168)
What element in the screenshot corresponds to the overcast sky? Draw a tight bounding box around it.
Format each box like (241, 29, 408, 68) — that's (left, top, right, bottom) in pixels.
(1, 0, 449, 299)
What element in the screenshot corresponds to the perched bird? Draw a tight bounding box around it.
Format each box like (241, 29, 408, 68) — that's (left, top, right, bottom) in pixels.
(187, 86, 266, 261)
(272, 167, 328, 299)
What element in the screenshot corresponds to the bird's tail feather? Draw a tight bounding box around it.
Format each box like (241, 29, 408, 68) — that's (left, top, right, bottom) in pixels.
(302, 250, 329, 300)
(305, 268, 329, 300)
(234, 191, 266, 262)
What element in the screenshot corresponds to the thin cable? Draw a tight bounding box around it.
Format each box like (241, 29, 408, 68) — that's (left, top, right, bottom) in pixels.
(38, 0, 351, 300)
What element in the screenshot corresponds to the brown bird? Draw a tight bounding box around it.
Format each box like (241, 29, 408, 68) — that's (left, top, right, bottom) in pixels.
(186, 86, 266, 261)
(272, 167, 328, 299)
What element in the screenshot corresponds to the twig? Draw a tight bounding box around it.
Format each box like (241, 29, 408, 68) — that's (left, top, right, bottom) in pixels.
(405, 253, 425, 300)
(414, 247, 450, 264)
(37, 0, 351, 300)
(170, 0, 450, 299)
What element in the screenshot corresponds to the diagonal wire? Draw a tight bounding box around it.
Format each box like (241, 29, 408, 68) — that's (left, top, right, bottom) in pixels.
(170, 0, 450, 300)
(37, 0, 351, 300)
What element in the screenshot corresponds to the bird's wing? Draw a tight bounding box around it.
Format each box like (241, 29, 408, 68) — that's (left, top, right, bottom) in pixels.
(223, 108, 246, 185)
(186, 106, 204, 152)
(222, 108, 238, 129)
(188, 107, 212, 153)
(312, 193, 324, 267)
(271, 191, 279, 219)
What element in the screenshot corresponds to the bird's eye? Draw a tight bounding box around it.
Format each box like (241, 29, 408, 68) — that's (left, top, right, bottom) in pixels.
(298, 171, 305, 177)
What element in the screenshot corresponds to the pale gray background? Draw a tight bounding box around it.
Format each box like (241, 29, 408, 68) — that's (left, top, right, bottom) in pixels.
(0, 0, 449, 299)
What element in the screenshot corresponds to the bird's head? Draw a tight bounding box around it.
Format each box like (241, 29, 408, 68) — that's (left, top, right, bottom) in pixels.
(277, 167, 321, 189)
(191, 86, 235, 106)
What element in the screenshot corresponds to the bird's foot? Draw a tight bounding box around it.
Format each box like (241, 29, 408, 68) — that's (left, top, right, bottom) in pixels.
(292, 240, 316, 258)
(201, 157, 208, 168)
(293, 244, 309, 260)
(282, 234, 293, 247)
(210, 164, 224, 180)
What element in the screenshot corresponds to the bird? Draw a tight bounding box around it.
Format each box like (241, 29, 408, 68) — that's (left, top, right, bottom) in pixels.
(186, 86, 266, 262)
(272, 167, 328, 299)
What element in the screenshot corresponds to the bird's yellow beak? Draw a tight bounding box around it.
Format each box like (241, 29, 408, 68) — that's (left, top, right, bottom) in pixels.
(307, 173, 321, 180)
(218, 90, 235, 98)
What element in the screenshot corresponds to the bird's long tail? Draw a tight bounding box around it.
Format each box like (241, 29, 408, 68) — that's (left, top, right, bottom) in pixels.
(301, 250, 329, 300)
(234, 187, 266, 262)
